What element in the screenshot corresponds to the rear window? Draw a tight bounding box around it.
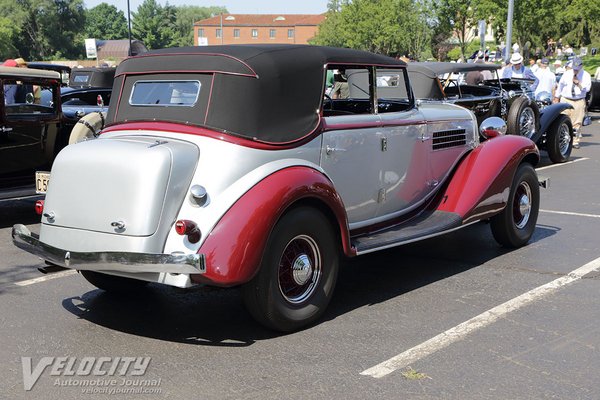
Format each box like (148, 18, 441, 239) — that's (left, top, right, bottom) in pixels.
(72, 74, 91, 84)
(129, 80, 200, 106)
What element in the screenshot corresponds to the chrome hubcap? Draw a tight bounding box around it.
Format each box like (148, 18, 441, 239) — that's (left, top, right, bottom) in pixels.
(519, 107, 536, 139)
(278, 235, 321, 304)
(292, 254, 313, 285)
(558, 123, 571, 155)
(513, 181, 532, 229)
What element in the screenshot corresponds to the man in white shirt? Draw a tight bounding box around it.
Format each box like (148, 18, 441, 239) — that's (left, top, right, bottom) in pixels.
(554, 57, 591, 148)
(534, 58, 556, 97)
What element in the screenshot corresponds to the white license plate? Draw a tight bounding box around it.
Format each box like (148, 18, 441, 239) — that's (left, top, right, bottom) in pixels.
(35, 171, 51, 194)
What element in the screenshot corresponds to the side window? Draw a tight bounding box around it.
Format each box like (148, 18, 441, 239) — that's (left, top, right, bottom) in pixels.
(323, 66, 373, 116)
(4, 79, 58, 118)
(375, 68, 412, 113)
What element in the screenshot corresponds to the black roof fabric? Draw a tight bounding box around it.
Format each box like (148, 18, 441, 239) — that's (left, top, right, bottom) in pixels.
(108, 45, 406, 143)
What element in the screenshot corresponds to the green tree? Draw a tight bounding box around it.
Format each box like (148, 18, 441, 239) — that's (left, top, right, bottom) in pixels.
(0, 17, 19, 59)
(172, 5, 227, 47)
(433, 0, 498, 60)
(85, 3, 128, 40)
(10, 0, 85, 60)
(132, 0, 176, 49)
(311, 0, 430, 58)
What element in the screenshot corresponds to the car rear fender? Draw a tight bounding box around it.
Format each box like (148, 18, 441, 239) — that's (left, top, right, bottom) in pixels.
(437, 135, 539, 223)
(539, 103, 573, 135)
(192, 166, 352, 287)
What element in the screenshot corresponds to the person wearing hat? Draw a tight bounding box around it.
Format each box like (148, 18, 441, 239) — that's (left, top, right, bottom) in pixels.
(533, 58, 556, 97)
(503, 52, 539, 90)
(3, 57, 41, 104)
(553, 59, 565, 74)
(554, 57, 591, 148)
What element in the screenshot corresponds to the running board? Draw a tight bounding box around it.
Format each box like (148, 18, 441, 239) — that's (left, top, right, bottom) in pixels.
(352, 210, 463, 255)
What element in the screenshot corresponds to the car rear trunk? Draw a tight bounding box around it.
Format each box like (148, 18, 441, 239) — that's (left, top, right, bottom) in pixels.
(41, 136, 198, 239)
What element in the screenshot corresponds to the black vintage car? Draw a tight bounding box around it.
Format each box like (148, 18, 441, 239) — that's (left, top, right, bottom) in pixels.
(408, 62, 575, 163)
(0, 66, 63, 199)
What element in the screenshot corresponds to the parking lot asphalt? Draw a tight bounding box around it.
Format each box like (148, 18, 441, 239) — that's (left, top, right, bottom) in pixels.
(1, 114, 599, 400)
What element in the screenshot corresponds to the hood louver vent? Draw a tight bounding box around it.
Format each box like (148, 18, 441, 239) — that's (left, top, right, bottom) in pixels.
(432, 129, 467, 150)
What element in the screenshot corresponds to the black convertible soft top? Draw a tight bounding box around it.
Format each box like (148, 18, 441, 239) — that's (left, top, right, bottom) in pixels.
(107, 44, 406, 143)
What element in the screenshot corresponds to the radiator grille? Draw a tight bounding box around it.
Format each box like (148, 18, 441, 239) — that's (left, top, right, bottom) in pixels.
(432, 129, 467, 150)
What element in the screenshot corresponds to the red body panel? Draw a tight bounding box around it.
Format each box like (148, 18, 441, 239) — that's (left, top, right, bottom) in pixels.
(437, 135, 539, 222)
(191, 167, 352, 287)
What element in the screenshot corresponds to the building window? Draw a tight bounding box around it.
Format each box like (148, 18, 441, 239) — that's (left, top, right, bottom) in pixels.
(234, 29, 240, 38)
(252, 29, 258, 38)
(198, 28, 204, 37)
(216, 28, 222, 38)
(288, 29, 294, 39)
(270, 29, 276, 39)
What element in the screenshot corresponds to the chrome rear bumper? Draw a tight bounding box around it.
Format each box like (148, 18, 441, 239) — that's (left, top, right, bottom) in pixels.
(12, 224, 205, 275)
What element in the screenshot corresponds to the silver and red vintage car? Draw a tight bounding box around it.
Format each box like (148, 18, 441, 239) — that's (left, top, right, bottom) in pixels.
(13, 45, 544, 332)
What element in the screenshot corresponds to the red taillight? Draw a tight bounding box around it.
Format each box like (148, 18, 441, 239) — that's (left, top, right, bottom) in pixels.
(35, 200, 44, 215)
(175, 220, 201, 243)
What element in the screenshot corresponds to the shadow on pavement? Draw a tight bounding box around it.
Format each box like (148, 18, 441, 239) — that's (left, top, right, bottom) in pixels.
(61, 222, 559, 346)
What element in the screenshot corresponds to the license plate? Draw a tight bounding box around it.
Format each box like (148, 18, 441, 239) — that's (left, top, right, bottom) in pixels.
(35, 171, 51, 194)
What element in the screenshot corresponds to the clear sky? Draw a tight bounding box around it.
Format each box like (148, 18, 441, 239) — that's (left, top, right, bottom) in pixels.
(84, 0, 328, 15)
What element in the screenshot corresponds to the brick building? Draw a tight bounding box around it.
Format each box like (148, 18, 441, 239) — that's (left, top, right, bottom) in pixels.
(193, 14, 326, 46)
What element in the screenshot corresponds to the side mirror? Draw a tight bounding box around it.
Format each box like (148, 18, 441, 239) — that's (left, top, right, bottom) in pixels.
(480, 116, 507, 139)
(25, 92, 34, 104)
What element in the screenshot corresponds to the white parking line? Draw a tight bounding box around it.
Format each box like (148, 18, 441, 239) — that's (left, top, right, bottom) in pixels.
(360, 256, 600, 379)
(14, 270, 76, 287)
(540, 209, 600, 219)
(536, 157, 589, 171)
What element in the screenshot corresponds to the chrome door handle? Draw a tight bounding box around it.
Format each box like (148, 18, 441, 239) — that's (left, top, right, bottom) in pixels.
(0, 126, 13, 133)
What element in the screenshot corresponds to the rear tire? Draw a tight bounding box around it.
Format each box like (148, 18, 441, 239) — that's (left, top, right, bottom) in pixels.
(81, 270, 147, 293)
(507, 96, 540, 142)
(242, 207, 339, 332)
(491, 163, 540, 248)
(546, 114, 573, 163)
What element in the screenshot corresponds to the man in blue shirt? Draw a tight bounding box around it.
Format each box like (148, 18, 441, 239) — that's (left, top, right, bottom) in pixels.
(502, 52, 539, 91)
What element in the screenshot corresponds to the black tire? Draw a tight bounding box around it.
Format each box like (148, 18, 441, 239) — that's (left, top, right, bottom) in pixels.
(507, 96, 541, 142)
(490, 163, 540, 248)
(80, 270, 147, 293)
(546, 114, 573, 163)
(242, 207, 339, 332)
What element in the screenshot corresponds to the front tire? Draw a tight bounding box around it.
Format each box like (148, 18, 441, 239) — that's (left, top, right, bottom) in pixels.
(490, 163, 540, 248)
(507, 96, 540, 142)
(546, 114, 573, 163)
(242, 207, 339, 332)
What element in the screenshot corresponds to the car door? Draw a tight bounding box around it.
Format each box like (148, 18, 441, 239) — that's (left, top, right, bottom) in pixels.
(375, 68, 432, 219)
(320, 66, 384, 228)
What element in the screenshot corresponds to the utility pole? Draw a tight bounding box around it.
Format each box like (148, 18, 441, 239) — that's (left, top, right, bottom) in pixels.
(505, 0, 514, 62)
(127, 0, 133, 56)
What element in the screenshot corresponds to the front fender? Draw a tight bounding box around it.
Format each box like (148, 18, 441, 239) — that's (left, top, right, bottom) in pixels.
(539, 103, 573, 135)
(437, 135, 539, 223)
(192, 166, 351, 287)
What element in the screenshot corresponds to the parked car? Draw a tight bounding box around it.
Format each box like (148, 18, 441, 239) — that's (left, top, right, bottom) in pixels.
(0, 66, 64, 200)
(27, 62, 71, 86)
(408, 62, 575, 163)
(68, 67, 115, 89)
(13, 45, 545, 332)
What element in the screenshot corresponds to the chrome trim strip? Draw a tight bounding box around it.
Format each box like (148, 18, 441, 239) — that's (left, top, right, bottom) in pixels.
(12, 224, 205, 274)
